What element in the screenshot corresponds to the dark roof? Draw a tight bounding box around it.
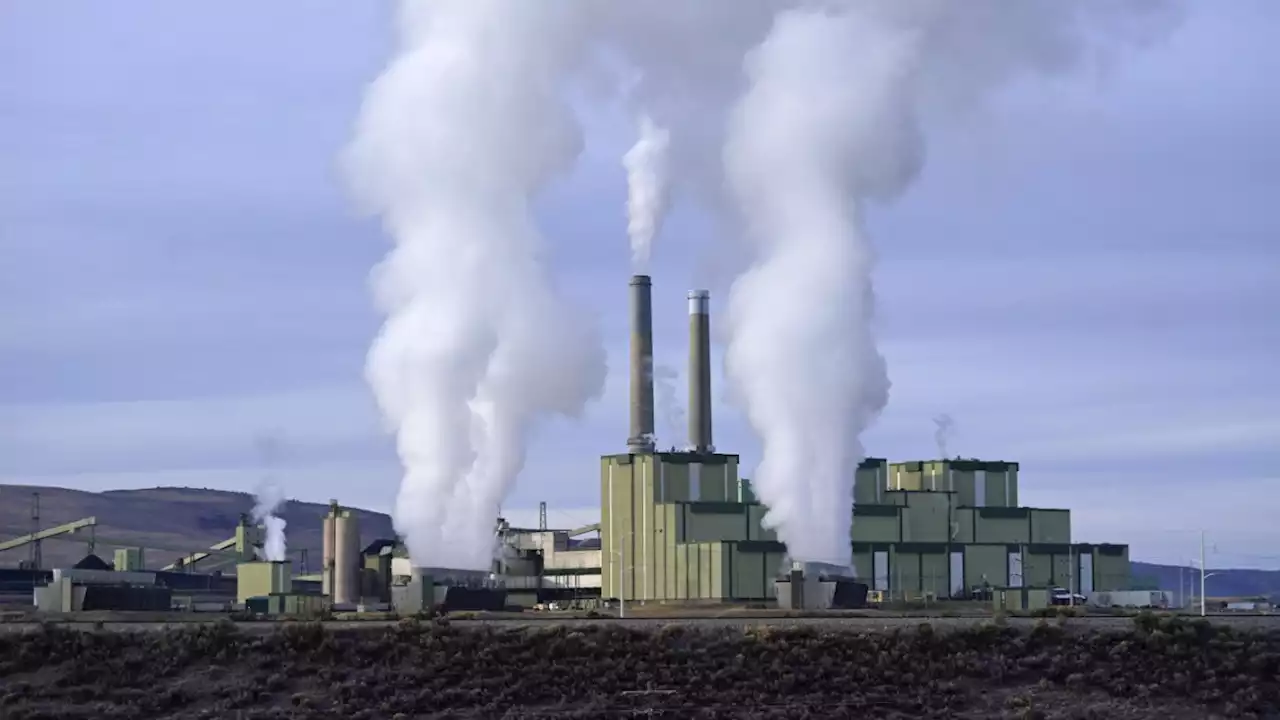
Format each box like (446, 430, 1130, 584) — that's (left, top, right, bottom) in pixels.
(73, 553, 112, 571)
(362, 538, 398, 556)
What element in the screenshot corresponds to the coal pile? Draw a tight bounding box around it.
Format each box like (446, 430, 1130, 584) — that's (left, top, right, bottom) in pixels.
(1, 615, 1278, 719)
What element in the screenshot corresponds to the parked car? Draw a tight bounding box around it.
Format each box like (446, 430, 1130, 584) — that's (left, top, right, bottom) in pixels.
(1050, 587, 1087, 605)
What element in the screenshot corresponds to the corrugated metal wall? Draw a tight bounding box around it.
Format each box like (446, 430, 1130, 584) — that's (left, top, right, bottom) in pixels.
(602, 452, 1128, 603)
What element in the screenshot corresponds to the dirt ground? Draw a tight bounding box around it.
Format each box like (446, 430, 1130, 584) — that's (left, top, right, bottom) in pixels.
(2, 615, 1278, 719)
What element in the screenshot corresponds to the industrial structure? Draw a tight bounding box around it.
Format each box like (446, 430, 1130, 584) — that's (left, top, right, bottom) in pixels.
(3, 273, 1136, 616)
(596, 274, 1133, 606)
(322, 500, 361, 607)
(0, 510, 255, 611)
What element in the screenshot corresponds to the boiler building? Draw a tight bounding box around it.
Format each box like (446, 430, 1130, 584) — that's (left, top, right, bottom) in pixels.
(598, 275, 1132, 604)
(850, 458, 1130, 600)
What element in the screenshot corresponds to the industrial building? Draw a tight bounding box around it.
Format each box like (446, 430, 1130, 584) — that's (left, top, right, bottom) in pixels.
(596, 274, 1133, 605)
(341, 274, 1133, 610)
(2, 273, 1135, 615)
(1, 511, 257, 612)
(850, 458, 1130, 599)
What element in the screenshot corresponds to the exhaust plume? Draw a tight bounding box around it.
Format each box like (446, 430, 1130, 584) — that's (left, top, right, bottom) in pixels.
(652, 363, 685, 449)
(622, 115, 672, 272)
(345, 1, 606, 570)
(343, 0, 1179, 572)
(718, 0, 1181, 567)
(933, 414, 956, 459)
(251, 434, 287, 562)
(251, 480, 288, 563)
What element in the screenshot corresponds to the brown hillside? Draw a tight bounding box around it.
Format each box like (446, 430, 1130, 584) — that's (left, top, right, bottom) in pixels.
(0, 485, 394, 571)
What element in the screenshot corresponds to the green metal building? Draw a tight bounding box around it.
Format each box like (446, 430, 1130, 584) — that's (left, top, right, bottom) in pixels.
(600, 451, 785, 603)
(852, 459, 1130, 600)
(599, 277, 1128, 604)
(600, 453, 1131, 603)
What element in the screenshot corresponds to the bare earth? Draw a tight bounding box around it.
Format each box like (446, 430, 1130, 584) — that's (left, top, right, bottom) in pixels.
(2, 614, 1278, 718)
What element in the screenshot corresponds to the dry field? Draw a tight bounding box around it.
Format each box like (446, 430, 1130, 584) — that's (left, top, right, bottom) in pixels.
(2, 614, 1278, 719)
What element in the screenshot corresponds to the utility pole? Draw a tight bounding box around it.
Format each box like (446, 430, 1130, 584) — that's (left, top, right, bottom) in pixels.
(1199, 530, 1207, 617)
(29, 492, 41, 570)
(1068, 546, 1075, 607)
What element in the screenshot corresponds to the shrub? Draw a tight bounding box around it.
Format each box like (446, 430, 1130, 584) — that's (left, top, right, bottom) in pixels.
(1, 617, 1277, 718)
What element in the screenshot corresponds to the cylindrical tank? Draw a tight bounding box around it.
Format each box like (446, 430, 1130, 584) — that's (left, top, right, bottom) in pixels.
(333, 512, 361, 605)
(627, 275, 656, 453)
(322, 501, 337, 597)
(687, 289, 713, 452)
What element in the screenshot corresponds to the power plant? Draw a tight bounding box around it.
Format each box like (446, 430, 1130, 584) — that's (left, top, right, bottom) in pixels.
(1, 274, 1134, 616)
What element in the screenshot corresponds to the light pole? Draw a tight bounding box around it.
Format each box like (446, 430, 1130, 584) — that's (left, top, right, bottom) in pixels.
(1197, 531, 1224, 617)
(1192, 530, 1203, 614)
(1193, 532, 1220, 617)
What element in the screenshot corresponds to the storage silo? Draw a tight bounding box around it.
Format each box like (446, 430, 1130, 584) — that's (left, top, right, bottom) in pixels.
(333, 510, 361, 605)
(322, 500, 337, 597)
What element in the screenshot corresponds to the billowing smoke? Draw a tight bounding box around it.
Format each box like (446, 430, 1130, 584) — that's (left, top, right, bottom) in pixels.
(251, 480, 288, 563)
(344, 1, 607, 570)
(346, 0, 1179, 572)
(934, 414, 956, 459)
(622, 115, 672, 272)
(652, 363, 685, 449)
(250, 434, 287, 563)
(716, 0, 1181, 567)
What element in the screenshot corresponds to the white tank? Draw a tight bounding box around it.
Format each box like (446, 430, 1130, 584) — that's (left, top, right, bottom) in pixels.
(333, 513, 361, 605)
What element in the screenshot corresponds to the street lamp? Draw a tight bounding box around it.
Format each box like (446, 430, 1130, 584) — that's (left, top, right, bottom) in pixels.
(1197, 531, 1219, 617)
(1191, 532, 1220, 617)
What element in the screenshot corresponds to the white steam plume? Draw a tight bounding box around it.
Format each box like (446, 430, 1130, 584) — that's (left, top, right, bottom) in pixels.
(718, 0, 1181, 568)
(933, 414, 956, 459)
(251, 434, 287, 562)
(344, 1, 606, 570)
(622, 115, 672, 272)
(652, 363, 685, 449)
(342, 0, 1179, 572)
(251, 481, 288, 563)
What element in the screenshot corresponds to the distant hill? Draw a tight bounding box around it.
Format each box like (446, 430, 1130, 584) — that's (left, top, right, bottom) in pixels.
(0, 484, 394, 571)
(1131, 561, 1280, 601)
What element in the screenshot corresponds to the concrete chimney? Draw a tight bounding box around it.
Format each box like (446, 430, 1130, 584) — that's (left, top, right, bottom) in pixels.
(687, 290, 713, 453)
(627, 275, 656, 453)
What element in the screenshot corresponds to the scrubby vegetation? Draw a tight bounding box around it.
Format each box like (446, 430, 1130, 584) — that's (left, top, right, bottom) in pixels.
(1, 615, 1278, 718)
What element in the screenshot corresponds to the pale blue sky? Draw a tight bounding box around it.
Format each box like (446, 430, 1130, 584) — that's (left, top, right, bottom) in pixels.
(2, 1, 1276, 567)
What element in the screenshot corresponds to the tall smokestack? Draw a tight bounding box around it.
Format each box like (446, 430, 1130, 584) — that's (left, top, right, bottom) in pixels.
(687, 289, 713, 453)
(627, 275, 656, 453)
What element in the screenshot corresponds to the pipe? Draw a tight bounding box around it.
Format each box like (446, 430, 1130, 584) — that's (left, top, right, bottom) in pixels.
(687, 289, 713, 452)
(627, 275, 655, 453)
